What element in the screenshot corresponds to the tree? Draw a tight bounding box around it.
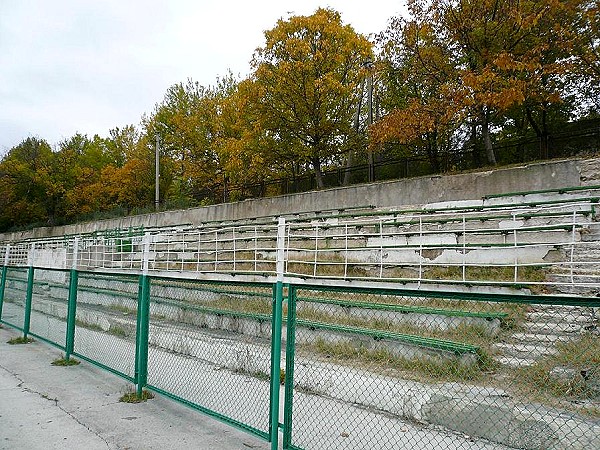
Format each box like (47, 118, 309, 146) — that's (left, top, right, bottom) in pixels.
(373, 14, 462, 170)
(60, 128, 142, 219)
(374, 0, 594, 166)
(0, 137, 54, 229)
(251, 8, 372, 188)
(145, 76, 240, 205)
(213, 78, 273, 199)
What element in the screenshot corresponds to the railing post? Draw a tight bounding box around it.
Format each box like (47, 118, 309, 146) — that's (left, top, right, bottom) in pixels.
(269, 218, 286, 450)
(65, 238, 79, 360)
(282, 285, 297, 449)
(135, 234, 151, 398)
(23, 243, 35, 339)
(0, 245, 10, 322)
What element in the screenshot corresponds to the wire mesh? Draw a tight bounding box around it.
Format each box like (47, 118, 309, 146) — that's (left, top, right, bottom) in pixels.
(146, 278, 274, 437)
(27, 268, 70, 349)
(72, 272, 139, 379)
(1, 267, 29, 331)
(284, 200, 597, 290)
(285, 286, 600, 450)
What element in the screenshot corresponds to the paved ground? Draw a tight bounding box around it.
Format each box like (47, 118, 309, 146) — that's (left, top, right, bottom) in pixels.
(0, 326, 269, 450)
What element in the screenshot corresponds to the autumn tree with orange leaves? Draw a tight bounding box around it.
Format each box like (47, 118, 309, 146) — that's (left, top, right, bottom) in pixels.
(373, 0, 599, 165)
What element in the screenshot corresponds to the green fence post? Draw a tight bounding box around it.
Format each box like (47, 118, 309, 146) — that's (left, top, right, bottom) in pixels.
(23, 244, 35, 339)
(269, 280, 284, 449)
(269, 218, 286, 450)
(135, 234, 151, 398)
(0, 244, 9, 322)
(136, 275, 150, 398)
(283, 285, 297, 449)
(0, 266, 7, 322)
(134, 276, 143, 382)
(65, 238, 79, 361)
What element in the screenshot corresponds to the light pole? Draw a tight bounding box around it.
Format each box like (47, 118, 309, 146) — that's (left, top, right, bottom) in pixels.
(364, 58, 375, 182)
(155, 133, 160, 212)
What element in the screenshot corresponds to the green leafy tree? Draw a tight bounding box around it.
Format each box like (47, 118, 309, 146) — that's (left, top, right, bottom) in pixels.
(251, 8, 373, 188)
(0, 137, 54, 229)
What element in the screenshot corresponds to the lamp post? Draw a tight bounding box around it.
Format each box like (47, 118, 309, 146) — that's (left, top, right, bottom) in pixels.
(155, 133, 160, 212)
(364, 58, 374, 182)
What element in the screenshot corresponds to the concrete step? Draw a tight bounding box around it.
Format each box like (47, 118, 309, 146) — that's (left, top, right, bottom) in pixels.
(510, 332, 575, 345)
(495, 355, 537, 368)
(580, 223, 600, 241)
(550, 267, 600, 275)
(493, 342, 558, 358)
(570, 245, 600, 257)
(526, 321, 588, 335)
(526, 311, 594, 325)
(549, 284, 600, 296)
(580, 233, 600, 242)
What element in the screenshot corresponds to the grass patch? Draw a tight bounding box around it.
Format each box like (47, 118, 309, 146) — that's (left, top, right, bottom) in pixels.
(296, 290, 528, 332)
(108, 325, 128, 338)
(75, 319, 130, 338)
(51, 356, 80, 366)
(207, 296, 272, 315)
(286, 255, 370, 278)
(7, 336, 34, 345)
(516, 334, 600, 402)
(75, 319, 104, 332)
(295, 304, 507, 359)
(232, 367, 285, 385)
(119, 388, 154, 403)
(306, 338, 496, 382)
(425, 265, 547, 286)
(109, 304, 136, 315)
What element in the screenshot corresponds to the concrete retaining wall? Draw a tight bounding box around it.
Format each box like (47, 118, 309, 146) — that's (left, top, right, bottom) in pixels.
(3, 157, 600, 242)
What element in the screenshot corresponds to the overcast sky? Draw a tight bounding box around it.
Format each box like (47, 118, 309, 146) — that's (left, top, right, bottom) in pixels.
(1, 1, 405, 154)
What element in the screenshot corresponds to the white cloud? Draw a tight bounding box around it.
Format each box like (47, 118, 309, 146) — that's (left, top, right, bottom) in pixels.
(0, 0, 404, 153)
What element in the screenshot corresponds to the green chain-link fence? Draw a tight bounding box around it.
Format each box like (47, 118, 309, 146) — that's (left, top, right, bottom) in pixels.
(72, 272, 140, 380)
(283, 286, 600, 450)
(146, 279, 275, 439)
(1, 267, 598, 449)
(1, 267, 29, 334)
(28, 268, 70, 350)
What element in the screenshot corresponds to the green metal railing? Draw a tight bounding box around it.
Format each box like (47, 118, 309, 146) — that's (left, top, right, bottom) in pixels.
(1, 264, 599, 449)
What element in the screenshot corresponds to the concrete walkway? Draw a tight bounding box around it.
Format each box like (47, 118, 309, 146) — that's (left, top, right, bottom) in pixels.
(0, 326, 268, 450)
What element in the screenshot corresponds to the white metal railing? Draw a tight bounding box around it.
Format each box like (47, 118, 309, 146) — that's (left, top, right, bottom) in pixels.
(0, 199, 599, 292)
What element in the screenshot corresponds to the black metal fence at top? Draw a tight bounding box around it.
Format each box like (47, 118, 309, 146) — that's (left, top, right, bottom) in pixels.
(223, 122, 600, 202)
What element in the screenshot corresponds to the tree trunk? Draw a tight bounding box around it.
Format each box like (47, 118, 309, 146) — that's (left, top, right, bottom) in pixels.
(481, 108, 496, 165)
(343, 148, 354, 186)
(540, 108, 549, 159)
(344, 79, 367, 186)
(516, 113, 528, 162)
(426, 132, 440, 172)
(525, 107, 549, 160)
(469, 121, 480, 168)
(312, 156, 325, 189)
